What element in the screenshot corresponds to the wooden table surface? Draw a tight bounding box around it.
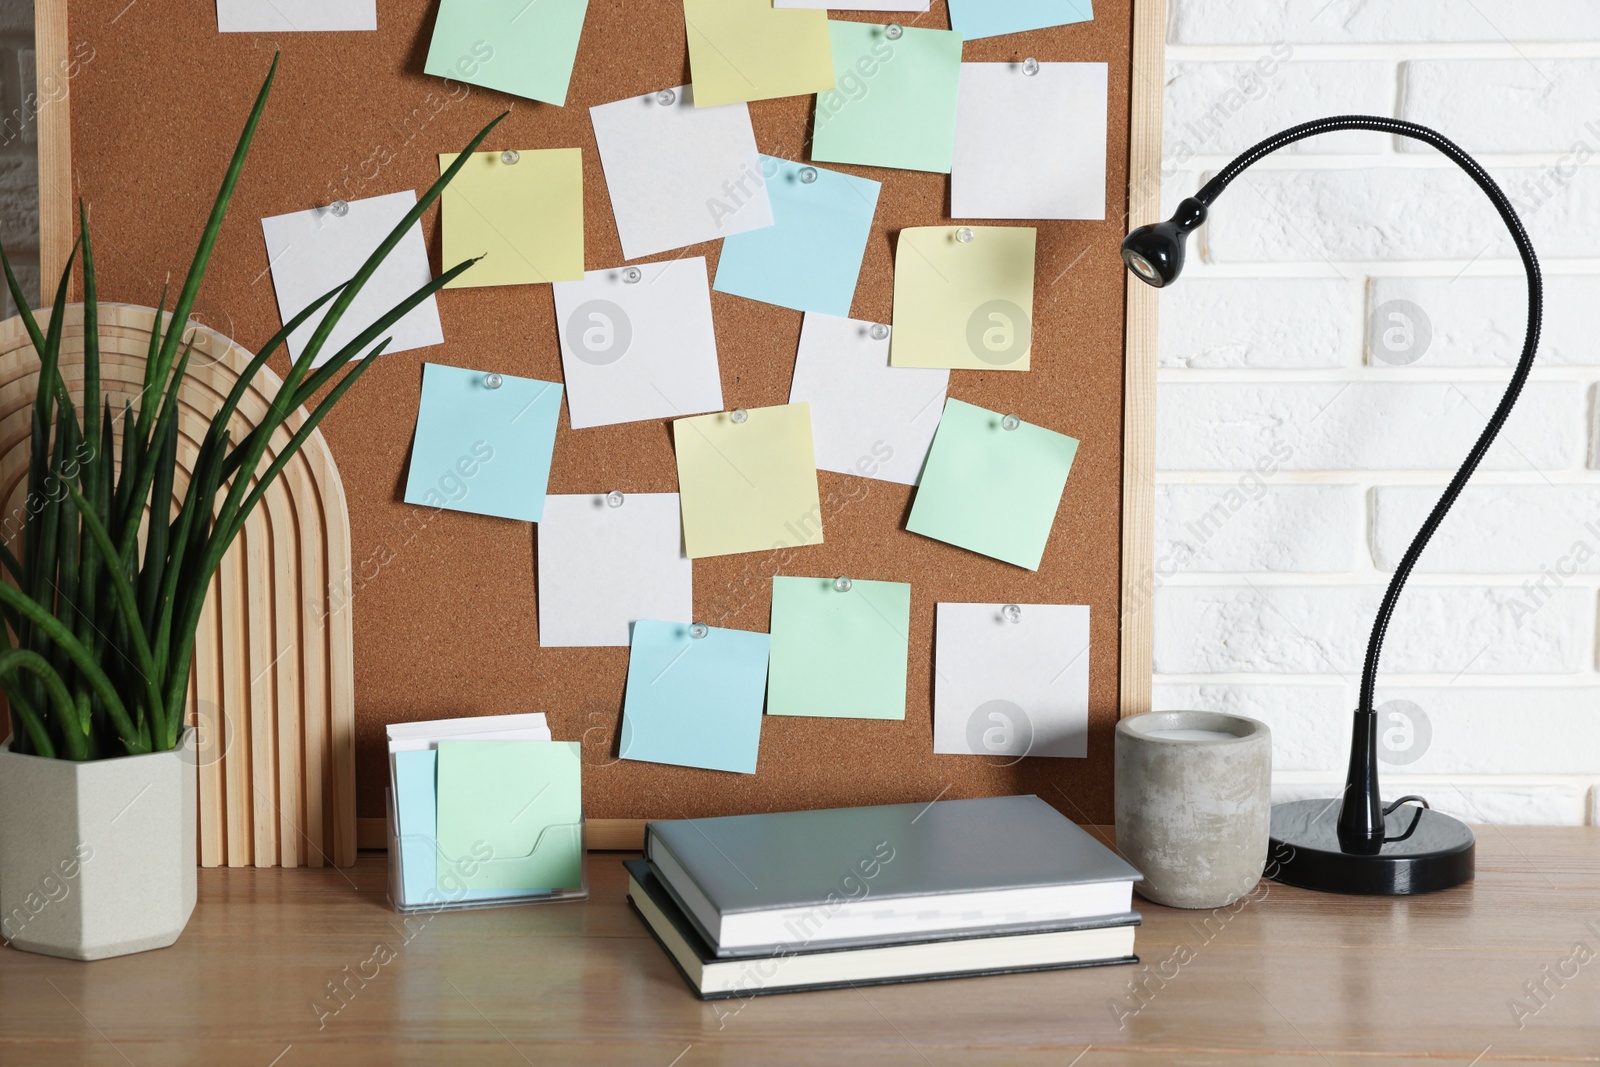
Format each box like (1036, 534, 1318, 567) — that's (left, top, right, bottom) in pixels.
(2, 827, 1598, 1066)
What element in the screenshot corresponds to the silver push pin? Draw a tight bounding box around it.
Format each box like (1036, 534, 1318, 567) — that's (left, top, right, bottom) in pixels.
(501, 150, 521, 165)
(730, 408, 749, 424)
(329, 200, 349, 218)
(885, 23, 904, 40)
(484, 373, 504, 390)
(1002, 413, 1021, 431)
(956, 227, 975, 244)
(606, 491, 625, 509)
(834, 576, 853, 593)
(869, 323, 890, 341)
(656, 88, 677, 106)
(1022, 58, 1040, 77)
(1003, 604, 1022, 624)
(690, 622, 709, 640)
(622, 266, 643, 284)
(799, 166, 819, 184)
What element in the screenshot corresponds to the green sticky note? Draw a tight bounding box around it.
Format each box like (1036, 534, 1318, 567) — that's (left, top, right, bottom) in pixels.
(812, 21, 963, 174)
(891, 226, 1036, 371)
(768, 576, 911, 720)
(434, 741, 583, 893)
(424, 0, 590, 107)
(684, 0, 835, 108)
(907, 400, 1079, 571)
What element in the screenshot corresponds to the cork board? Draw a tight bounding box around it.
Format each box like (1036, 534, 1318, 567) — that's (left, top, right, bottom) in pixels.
(47, 0, 1162, 833)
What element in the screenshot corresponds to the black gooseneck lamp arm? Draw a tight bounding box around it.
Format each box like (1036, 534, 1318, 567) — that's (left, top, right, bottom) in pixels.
(1123, 116, 1543, 852)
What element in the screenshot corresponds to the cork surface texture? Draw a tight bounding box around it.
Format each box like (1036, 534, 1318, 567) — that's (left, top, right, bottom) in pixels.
(65, 0, 1135, 822)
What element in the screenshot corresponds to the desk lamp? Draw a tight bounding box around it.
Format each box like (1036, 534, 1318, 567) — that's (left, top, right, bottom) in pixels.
(1121, 116, 1542, 895)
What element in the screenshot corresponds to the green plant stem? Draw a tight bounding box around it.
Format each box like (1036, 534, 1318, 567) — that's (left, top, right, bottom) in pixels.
(0, 582, 140, 753)
(65, 484, 168, 744)
(0, 651, 78, 759)
(4, 685, 54, 758)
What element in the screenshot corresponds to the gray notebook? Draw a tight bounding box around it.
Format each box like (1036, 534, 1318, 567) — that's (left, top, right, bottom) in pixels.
(645, 795, 1143, 956)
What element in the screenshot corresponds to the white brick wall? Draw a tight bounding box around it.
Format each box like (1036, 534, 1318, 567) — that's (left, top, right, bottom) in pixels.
(1366, 276, 1600, 367)
(1401, 61, 1600, 154)
(1158, 278, 1363, 368)
(1156, 484, 1360, 572)
(1159, 2, 1600, 824)
(1170, 2, 1600, 46)
(1372, 486, 1600, 573)
(1204, 167, 1600, 262)
(1158, 382, 1580, 471)
(1154, 585, 1590, 676)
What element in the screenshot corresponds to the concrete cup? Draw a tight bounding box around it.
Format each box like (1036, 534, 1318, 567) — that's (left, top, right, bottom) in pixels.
(1114, 711, 1272, 909)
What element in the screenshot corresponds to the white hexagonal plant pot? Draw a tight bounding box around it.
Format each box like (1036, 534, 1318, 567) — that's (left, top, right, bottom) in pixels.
(0, 728, 196, 960)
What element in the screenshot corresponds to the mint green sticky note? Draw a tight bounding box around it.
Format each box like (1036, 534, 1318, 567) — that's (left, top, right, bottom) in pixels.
(907, 399, 1079, 571)
(434, 741, 583, 893)
(393, 750, 506, 908)
(424, 0, 590, 107)
(404, 363, 563, 523)
(768, 576, 911, 720)
(812, 21, 963, 174)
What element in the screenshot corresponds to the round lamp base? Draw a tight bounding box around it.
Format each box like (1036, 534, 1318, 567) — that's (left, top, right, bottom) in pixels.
(1267, 798, 1475, 895)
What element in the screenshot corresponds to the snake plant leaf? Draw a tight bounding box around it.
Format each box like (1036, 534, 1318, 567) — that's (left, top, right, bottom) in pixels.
(0, 581, 134, 752)
(65, 483, 168, 745)
(141, 54, 280, 439)
(289, 112, 506, 377)
(224, 256, 480, 479)
(2, 56, 490, 758)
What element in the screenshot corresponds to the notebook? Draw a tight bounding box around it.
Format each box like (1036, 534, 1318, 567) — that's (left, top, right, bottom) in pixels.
(644, 795, 1142, 956)
(626, 860, 1138, 999)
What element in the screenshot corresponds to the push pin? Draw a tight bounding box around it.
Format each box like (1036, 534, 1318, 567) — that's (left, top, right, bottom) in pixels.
(730, 408, 749, 424)
(956, 227, 975, 244)
(1003, 604, 1022, 624)
(834, 576, 853, 593)
(1021, 58, 1040, 77)
(1002, 413, 1021, 431)
(799, 166, 819, 185)
(622, 266, 643, 284)
(870, 323, 890, 341)
(885, 23, 904, 40)
(484, 373, 504, 390)
(606, 491, 625, 509)
(501, 150, 521, 165)
(690, 622, 709, 640)
(329, 200, 349, 218)
(656, 88, 677, 106)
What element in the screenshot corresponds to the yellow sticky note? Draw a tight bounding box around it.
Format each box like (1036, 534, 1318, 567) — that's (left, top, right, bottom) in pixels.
(674, 404, 823, 558)
(890, 226, 1037, 371)
(439, 149, 585, 288)
(683, 0, 835, 108)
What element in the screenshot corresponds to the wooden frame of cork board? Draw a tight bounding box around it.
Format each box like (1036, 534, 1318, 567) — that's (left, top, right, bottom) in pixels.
(36, 0, 1165, 853)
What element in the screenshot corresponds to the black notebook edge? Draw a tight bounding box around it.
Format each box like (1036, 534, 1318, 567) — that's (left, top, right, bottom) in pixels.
(629, 856, 1142, 960)
(624, 860, 1141, 1001)
(642, 832, 725, 950)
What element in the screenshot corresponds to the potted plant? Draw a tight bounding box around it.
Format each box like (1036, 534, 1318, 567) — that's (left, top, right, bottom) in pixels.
(0, 57, 500, 960)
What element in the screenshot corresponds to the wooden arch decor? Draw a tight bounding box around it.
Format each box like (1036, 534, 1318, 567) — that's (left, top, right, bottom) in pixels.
(0, 303, 356, 868)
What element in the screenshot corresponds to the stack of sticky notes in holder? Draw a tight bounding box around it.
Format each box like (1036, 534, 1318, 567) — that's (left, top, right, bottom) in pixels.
(386, 714, 588, 913)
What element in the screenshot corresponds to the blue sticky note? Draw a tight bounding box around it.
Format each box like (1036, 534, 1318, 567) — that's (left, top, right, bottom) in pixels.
(947, 0, 1093, 40)
(620, 620, 771, 774)
(713, 157, 880, 317)
(391, 750, 503, 908)
(403, 363, 563, 523)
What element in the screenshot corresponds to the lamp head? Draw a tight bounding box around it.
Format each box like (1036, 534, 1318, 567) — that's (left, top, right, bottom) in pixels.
(1121, 197, 1208, 288)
